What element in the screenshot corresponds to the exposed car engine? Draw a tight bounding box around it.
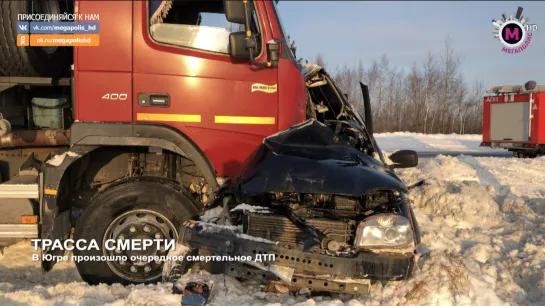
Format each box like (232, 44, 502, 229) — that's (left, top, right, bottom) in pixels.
(233, 189, 407, 255)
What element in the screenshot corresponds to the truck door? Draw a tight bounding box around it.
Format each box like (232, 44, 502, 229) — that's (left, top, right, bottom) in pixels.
(132, 1, 278, 176)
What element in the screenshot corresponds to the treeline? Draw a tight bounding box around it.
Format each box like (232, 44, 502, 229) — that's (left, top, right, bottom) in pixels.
(308, 38, 485, 134)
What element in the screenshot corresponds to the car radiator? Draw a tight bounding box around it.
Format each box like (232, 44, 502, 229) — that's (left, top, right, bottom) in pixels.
(244, 213, 355, 251)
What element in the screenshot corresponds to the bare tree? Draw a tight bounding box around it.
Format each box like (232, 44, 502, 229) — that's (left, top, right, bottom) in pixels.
(451, 76, 467, 133)
(311, 35, 483, 134)
(422, 53, 439, 133)
(438, 36, 462, 133)
(462, 79, 485, 133)
(376, 54, 390, 127)
(405, 63, 421, 131)
(286, 35, 304, 65)
(314, 53, 327, 68)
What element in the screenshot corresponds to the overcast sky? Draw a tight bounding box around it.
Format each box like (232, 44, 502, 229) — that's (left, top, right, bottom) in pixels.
(275, 1, 545, 90)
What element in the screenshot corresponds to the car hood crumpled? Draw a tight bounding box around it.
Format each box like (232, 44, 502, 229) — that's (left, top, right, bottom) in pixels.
(231, 120, 408, 197)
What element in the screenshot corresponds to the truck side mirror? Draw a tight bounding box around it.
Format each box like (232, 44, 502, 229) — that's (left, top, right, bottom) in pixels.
(224, 0, 246, 24)
(229, 32, 251, 59)
(389, 150, 418, 169)
(229, 33, 279, 68)
(266, 41, 279, 67)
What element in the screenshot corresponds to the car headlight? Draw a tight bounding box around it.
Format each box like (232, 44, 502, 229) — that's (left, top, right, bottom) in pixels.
(354, 214, 413, 249)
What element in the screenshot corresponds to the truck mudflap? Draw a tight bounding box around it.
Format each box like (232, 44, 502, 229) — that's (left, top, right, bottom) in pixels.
(41, 145, 97, 272)
(179, 220, 415, 292)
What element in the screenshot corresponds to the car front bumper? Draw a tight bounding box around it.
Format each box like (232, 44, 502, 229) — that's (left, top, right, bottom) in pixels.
(179, 220, 415, 294)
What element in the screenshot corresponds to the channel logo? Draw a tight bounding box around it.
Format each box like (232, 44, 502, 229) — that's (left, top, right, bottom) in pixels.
(492, 6, 538, 54)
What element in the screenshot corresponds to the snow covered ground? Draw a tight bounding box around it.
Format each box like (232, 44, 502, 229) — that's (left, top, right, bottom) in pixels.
(1, 134, 544, 305)
(374, 132, 499, 153)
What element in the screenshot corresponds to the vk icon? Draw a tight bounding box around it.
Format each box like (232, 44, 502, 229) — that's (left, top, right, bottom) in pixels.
(17, 22, 29, 34)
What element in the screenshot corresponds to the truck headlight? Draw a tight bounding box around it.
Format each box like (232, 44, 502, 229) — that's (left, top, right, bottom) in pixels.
(354, 214, 413, 249)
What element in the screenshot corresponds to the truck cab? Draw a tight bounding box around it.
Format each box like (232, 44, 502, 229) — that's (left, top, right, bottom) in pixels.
(74, 0, 307, 177)
(0, 0, 307, 272)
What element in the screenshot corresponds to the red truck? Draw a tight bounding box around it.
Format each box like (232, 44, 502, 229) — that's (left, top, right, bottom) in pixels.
(481, 81, 545, 158)
(0, 0, 421, 295)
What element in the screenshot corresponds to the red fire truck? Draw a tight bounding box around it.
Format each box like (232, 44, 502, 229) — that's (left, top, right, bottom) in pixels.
(481, 81, 545, 158)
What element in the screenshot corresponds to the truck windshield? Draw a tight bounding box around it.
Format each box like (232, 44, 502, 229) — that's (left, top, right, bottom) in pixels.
(271, 1, 296, 61)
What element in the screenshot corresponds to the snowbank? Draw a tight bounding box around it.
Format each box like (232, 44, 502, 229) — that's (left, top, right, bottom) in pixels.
(374, 132, 499, 153)
(393, 155, 545, 305)
(1, 155, 544, 305)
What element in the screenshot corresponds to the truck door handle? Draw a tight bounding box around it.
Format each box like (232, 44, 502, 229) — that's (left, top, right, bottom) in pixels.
(138, 93, 170, 107)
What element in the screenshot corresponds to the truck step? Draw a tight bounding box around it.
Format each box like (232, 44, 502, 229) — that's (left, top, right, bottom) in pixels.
(0, 224, 38, 239)
(0, 175, 39, 199)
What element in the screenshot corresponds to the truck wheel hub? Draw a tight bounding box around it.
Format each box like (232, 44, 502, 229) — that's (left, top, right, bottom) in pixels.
(102, 209, 178, 282)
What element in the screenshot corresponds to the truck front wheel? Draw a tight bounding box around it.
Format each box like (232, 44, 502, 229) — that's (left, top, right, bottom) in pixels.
(73, 178, 200, 285)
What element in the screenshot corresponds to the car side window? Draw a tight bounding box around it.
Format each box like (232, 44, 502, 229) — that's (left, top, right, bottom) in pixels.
(148, 1, 261, 55)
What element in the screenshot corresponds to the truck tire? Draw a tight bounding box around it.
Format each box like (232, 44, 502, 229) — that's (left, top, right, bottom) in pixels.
(73, 178, 200, 285)
(0, 0, 72, 77)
